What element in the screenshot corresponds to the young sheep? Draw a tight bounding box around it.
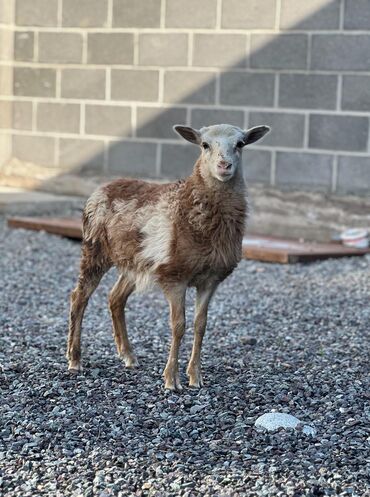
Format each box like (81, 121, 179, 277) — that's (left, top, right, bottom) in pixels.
(67, 123, 270, 390)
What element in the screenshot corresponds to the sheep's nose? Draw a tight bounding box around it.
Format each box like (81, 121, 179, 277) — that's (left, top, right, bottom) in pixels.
(218, 160, 232, 170)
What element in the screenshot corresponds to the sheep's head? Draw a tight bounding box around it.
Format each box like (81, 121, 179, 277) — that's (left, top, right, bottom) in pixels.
(174, 124, 270, 183)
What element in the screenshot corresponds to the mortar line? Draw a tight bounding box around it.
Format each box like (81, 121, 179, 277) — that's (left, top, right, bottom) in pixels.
(186, 107, 191, 126)
(82, 31, 88, 64)
(56, 68, 61, 99)
(131, 104, 137, 137)
(158, 68, 164, 103)
(32, 101, 37, 131)
(133, 31, 139, 65)
(274, 0, 281, 31)
(216, 0, 222, 29)
(273, 74, 279, 108)
(11, 26, 370, 35)
(107, 0, 113, 28)
(306, 33, 312, 70)
(105, 68, 111, 100)
(215, 71, 220, 105)
(303, 113, 310, 149)
(336, 74, 343, 112)
(187, 32, 193, 67)
(33, 30, 39, 62)
(80, 102, 85, 135)
(156, 142, 162, 176)
(160, 0, 166, 29)
(57, 0, 62, 27)
(331, 155, 338, 193)
(4, 128, 370, 157)
(339, 0, 345, 30)
(270, 150, 276, 186)
(102, 139, 109, 173)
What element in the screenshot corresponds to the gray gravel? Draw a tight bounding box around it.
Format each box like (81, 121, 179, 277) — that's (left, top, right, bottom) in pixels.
(0, 213, 369, 496)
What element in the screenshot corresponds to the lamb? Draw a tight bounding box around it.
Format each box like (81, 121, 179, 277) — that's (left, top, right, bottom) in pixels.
(66, 123, 270, 390)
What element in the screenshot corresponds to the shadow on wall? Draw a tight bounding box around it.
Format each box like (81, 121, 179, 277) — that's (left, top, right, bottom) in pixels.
(3, 0, 370, 198)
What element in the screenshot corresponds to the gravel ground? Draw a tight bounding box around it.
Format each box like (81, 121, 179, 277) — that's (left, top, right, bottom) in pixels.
(0, 213, 369, 497)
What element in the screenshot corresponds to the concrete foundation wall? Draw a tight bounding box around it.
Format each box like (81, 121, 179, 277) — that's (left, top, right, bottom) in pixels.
(1, 0, 370, 195)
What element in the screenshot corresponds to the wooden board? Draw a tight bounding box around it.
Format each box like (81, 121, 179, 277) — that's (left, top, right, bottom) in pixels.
(7, 216, 82, 240)
(7, 216, 370, 264)
(242, 235, 369, 263)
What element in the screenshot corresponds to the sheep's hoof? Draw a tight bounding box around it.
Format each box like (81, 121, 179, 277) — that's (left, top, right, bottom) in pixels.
(68, 360, 83, 373)
(188, 371, 204, 389)
(121, 354, 139, 369)
(164, 371, 182, 392)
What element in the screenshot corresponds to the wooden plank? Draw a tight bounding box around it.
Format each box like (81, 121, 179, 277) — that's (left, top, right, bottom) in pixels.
(7, 216, 82, 239)
(242, 235, 369, 263)
(7, 216, 370, 263)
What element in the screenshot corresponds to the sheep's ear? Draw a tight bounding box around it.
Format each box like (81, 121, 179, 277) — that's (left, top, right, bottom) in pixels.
(173, 125, 201, 145)
(243, 125, 270, 145)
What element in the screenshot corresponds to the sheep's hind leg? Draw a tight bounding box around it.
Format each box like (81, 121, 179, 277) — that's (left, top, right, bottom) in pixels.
(109, 274, 137, 368)
(67, 257, 109, 372)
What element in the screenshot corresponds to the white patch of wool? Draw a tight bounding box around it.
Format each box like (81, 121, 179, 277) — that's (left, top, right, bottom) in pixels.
(139, 203, 172, 270)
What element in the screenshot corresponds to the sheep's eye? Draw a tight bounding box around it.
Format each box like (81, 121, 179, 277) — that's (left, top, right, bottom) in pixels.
(236, 141, 244, 148)
(202, 142, 210, 150)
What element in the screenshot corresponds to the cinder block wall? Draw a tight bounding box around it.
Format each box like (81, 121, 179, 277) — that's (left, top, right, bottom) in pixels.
(1, 0, 370, 195)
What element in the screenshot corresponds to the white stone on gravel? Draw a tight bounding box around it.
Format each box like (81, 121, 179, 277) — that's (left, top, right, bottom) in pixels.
(254, 412, 316, 436)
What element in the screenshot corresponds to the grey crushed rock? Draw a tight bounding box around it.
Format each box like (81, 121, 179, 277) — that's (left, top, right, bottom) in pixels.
(0, 213, 369, 496)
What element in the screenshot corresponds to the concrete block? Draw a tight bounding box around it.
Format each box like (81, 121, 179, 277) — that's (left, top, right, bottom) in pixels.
(342, 75, 370, 112)
(0, 101, 32, 130)
(13, 101, 33, 130)
(249, 111, 305, 148)
(193, 34, 247, 68)
(0, 28, 13, 61)
(37, 102, 80, 133)
(137, 107, 187, 139)
(279, 74, 337, 110)
(14, 31, 34, 61)
(0, 101, 12, 128)
(163, 71, 216, 104)
(166, 0, 217, 28)
(311, 35, 370, 71)
(243, 149, 271, 184)
(220, 72, 275, 107)
(191, 108, 244, 129)
(12, 134, 56, 165)
(108, 141, 158, 177)
(309, 114, 369, 152)
(222, 0, 276, 29)
(280, 0, 340, 30)
(113, 0, 161, 27)
(14, 67, 56, 97)
(344, 0, 370, 30)
(161, 144, 199, 179)
(58, 138, 105, 171)
(16, 0, 58, 26)
(250, 34, 307, 70)
(276, 151, 333, 191)
(111, 69, 159, 102)
(62, 0, 108, 27)
(39, 33, 82, 64)
(61, 69, 105, 100)
(139, 34, 188, 66)
(85, 104, 131, 137)
(87, 33, 134, 64)
(337, 156, 370, 193)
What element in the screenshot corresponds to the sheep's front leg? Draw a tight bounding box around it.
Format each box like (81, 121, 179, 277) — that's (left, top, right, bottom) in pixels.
(187, 281, 218, 388)
(163, 284, 187, 391)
